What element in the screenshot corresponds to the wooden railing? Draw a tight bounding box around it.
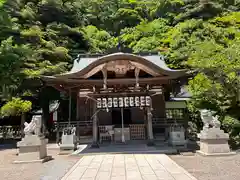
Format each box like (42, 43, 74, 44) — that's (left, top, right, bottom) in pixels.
(0, 126, 21, 139)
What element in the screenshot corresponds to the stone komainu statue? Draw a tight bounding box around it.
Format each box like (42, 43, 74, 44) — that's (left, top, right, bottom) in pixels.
(200, 109, 221, 129)
(24, 115, 42, 136)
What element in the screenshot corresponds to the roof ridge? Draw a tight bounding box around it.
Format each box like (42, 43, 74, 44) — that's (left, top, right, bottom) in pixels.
(77, 52, 160, 58)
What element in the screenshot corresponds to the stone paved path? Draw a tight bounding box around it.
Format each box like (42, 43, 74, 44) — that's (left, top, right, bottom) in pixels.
(61, 154, 198, 180)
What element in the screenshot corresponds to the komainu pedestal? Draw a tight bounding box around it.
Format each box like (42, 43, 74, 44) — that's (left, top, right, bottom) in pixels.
(14, 135, 51, 163)
(14, 115, 52, 163)
(197, 110, 235, 156)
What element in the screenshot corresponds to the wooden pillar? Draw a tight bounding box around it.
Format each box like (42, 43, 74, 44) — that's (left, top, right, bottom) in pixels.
(121, 107, 125, 143)
(56, 121, 60, 143)
(42, 98, 50, 136)
(68, 89, 72, 124)
(76, 93, 80, 120)
(147, 107, 155, 146)
(91, 102, 99, 148)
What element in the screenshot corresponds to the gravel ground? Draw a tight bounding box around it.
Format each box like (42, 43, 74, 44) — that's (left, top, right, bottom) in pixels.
(169, 153, 240, 180)
(0, 148, 80, 180)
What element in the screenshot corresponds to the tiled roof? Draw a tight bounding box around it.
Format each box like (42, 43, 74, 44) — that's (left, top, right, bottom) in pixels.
(69, 52, 183, 74)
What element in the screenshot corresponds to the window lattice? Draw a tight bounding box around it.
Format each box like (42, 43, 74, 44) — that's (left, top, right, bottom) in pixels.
(166, 109, 184, 119)
(129, 124, 145, 140)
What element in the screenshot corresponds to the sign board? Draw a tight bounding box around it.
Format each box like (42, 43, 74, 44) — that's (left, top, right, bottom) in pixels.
(96, 96, 151, 109)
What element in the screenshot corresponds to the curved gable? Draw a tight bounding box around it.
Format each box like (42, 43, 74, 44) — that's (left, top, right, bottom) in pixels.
(55, 53, 186, 79)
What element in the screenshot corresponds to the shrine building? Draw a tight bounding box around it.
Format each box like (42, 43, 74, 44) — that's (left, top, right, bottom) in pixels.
(41, 52, 189, 147)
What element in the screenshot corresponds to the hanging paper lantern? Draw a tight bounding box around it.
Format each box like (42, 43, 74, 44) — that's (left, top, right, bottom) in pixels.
(129, 97, 134, 107)
(135, 96, 140, 106)
(97, 98, 102, 108)
(108, 98, 113, 108)
(145, 96, 151, 106)
(102, 98, 107, 108)
(118, 97, 124, 107)
(140, 96, 145, 106)
(124, 97, 129, 107)
(113, 97, 118, 108)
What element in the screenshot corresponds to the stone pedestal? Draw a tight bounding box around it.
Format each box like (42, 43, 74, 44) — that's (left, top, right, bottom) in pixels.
(59, 127, 77, 154)
(197, 128, 235, 156)
(169, 125, 186, 147)
(14, 135, 51, 164)
(59, 134, 77, 154)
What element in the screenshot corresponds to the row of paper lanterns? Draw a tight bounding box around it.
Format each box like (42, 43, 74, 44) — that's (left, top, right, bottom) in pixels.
(97, 96, 151, 109)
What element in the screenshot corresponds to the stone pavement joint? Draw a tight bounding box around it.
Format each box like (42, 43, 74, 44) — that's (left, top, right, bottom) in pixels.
(61, 154, 198, 180)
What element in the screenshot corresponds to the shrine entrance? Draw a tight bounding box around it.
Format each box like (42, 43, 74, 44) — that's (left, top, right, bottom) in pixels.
(112, 108, 131, 125)
(41, 52, 187, 147)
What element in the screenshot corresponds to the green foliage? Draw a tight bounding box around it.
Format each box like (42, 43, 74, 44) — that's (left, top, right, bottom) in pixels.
(82, 25, 117, 53)
(121, 18, 170, 52)
(0, 97, 32, 117)
(0, 37, 31, 99)
(188, 39, 240, 112)
(222, 116, 240, 149)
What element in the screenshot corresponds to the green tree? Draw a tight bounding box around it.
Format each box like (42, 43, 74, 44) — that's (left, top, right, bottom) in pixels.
(1, 97, 32, 137)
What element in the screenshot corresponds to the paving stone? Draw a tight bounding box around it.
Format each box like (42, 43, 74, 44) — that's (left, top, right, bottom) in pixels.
(80, 156, 95, 166)
(111, 167, 126, 176)
(125, 164, 139, 171)
(59, 153, 198, 180)
(81, 168, 98, 178)
(171, 173, 195, 180)
(80, 177, 95, 180)
(88, 162, 102, 169)
(96, 171, 111, 180)
(142, 174, 159, 180)
(139, 166, 155, 175)
(92, 155, 105, 162)
(155, 170, 174, 180)
(111, 176, 126, 180)
(68, 166, 87, 178)
(99, 164, 112, 172)
(126, 170, 142, 178)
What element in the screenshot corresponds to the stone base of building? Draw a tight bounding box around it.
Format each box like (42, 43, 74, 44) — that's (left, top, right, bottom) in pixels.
(90, 143, 99, 148)
(14, 135, 52, 164)
(147, 140, 155, 146)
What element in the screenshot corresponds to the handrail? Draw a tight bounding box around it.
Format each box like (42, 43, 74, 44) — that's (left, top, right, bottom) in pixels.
(0, 125, 21, 139)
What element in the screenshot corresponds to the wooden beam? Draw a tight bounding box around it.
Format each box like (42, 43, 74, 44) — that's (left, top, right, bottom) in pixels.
(44, 77, 172, 86)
